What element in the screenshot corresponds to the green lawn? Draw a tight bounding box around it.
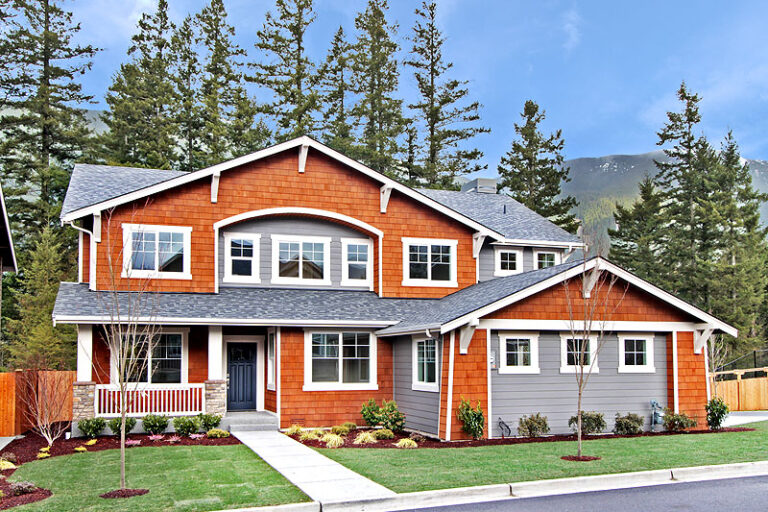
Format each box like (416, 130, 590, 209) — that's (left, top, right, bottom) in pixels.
(8, 445, 309, 512)
(319, 421, 768, 493)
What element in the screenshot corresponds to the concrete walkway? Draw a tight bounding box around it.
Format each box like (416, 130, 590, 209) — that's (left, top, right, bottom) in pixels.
(232, 430, 396, 503)
(723, 411, 768, 427)
(0, 437, 17, 452)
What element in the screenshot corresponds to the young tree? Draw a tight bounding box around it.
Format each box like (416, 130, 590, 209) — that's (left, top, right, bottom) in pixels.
(102, 0, 176, 169)
(249, 0, 319, 141)
(405, 1, 489, 187)
(497, 100, 579, 232)
(350, 0, 405, 175)
(169, 15, 203, 172)
(318, 26, 355, 153)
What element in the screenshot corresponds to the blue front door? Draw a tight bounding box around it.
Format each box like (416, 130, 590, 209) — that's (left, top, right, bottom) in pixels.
(227, 343, 257, 410)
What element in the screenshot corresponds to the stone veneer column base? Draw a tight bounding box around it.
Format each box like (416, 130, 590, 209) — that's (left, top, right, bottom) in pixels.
(72, 381, 96, 421)
(205, 380, 227, 415)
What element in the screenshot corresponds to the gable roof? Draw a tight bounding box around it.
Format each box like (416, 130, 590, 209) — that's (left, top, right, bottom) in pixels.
(0, 185, 17, 272)
(418, 188, 581, 245)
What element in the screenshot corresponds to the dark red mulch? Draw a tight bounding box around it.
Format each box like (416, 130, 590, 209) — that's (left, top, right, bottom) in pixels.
(0, 431, 241, 464)
(100, 488, 149, 499)
(561, 455, 601, 462)
(291, 426, 755, 449)
(0, 469, 51, 510)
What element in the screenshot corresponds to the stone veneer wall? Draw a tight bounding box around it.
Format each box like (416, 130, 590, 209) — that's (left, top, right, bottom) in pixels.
(72, 381, 95, 421)
(205, 380, 227, 415)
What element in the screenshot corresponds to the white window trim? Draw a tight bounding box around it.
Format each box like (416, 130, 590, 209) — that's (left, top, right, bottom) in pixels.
(223, 232, 261, 284)
(271, 234, 332, 286)
(340, 237, 374, 289)
(498, 331, 540, 374)
(560, 333, 599, 374)
(494, 247, 524, 277)
(401, 237, 459, 287)
(534, 249, 561, 269)
(303, 329, 378, 391)
(121, 224, 193, 280)
(411, 335, 439, 392)
(267, 328, 276, 390)
(110, 328, 190, 386)
(618, 333, 656, 373)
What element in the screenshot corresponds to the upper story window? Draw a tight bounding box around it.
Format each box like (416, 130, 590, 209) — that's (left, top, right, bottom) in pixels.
(535, 250, 560, 269)
(560, 333, 599, 373)
(402, 237, 458, 287)
(304, 330, 377, 391)
(494, 247, 524, 277)
(117, 331, 188, 384)
(412, 336, 439, 392)
(498, 332, 540, 374)
(618, 333, 655, 373)
(122, 224, 192, 280)
(341, 238, 373, 288)
(224, 233, 261, 283)
(271, 234, 331, 286)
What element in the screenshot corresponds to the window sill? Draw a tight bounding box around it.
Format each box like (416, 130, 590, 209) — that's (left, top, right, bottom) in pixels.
(302, 383, 379, 392)
(560, 366, 599, 374)
(498, 367, 540, 375)
(494, 269, 523, 277)
(618, 366, 656, 374)
(401, 279, 458, 288)
(273, 276, 332, 286)
(121, 271, 192, 280)
(411, 382, 439, 393)
(340, 278, 373, 289)
(223, 276, 261, 284)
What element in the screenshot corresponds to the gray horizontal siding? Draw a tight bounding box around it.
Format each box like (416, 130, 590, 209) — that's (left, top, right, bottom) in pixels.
(393, 336, 441, 435)
(219, 216, 371, 290)
(490, 331, 668, 436)
(478, 242, 564, 282)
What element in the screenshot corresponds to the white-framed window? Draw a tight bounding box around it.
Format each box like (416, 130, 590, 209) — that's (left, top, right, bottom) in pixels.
(223, 232, 261, 283)
(494, 247, 524, 277)
(401, 237, 458, 287)
(534, 250, 560, 269)
(267, 328, 276, 390)
(112, 330, 189, 385)
(498, 332, 540, 374)
(412, 336, 439, 392)
(122, 224, 192, 279)
(341, 238, 373, 288)
(618, 333, 655, 373)
(560, 333, 599, 373)
(303, 330, 378, 391)
(271, 234, 331, 285)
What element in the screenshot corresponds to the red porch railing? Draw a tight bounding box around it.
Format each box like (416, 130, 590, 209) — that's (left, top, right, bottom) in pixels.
(95, 384, 205, 417)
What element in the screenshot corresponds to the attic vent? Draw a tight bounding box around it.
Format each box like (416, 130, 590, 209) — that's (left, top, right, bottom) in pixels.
(461, 178, 497, 194)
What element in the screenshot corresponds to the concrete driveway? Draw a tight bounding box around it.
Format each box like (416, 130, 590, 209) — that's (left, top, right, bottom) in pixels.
(723, 411, 768, 427)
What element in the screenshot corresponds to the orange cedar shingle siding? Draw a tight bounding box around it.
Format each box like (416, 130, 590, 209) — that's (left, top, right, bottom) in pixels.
(265, 353, 276, 412)
(187, 327, 208, 383)
(444, 328, 489, 440)
(81, 232, 90, 284)
(95, 150, 476, 298)
(675, 331, 707, 425)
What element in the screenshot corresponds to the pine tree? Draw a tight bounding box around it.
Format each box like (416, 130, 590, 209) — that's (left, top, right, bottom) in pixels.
(405, 1, 489, 187)
(249, 0, 319, 141)
(169, 15, 203, 172)
(102, 0, 176, 169)
(7, 227, 75, 369)
(350, 0, 405, 175)
(608, 175, 665, 282)
(0, 0, 98, 247)
(318, 26, 354, 153)
(497, 100, 579, 232)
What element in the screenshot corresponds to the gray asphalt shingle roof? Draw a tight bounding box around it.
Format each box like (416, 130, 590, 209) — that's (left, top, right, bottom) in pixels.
(61, 164, 188, 217)
(417, 188, 580, 244)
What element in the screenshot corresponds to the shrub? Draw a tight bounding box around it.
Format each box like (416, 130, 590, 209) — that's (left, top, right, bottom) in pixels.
(125, 439, 141, 446)
(342, 422, 357, 431)
(353, 431, 378, 445)
(107, 416, 137, 435)
(568, 411, 606, 435)
(10, 481, 36, 496)
(142, 414, 169, 435)
(663, 408, 697, 432)
(299, 430, 322, 442)
(395, 438, 418, 449)
(457, 398, 485, 440)
(706, 397, 729, 430)
(35, 452, 50, 459)
(173, 416, 201, 436)
(379, 400, 406, 432)
(361, 398, 381, 427)
(1, 453, 17, 464)
(323, 434, 345, 448)
(517, 413, 550, 437)
(613, 413, 645, 435)
(331, 425, 350, 436)
(285, 424, 303, 436)
(78, 417, 106, 438)
(84, 439, 98, 446)
(206, 428, 230, 439)
(38, 446, 49, 453)
(74, 446, 88, 453)
(198, 413, 222, 431)
(165, 436, 180, 444)
(374, 428, 394, 440)
(0, 459, 17, 471)
(409, 432, 426, 443)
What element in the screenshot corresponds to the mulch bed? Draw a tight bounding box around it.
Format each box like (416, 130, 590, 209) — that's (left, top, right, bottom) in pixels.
(0, 469, 51, 510)
(561, 455, 601, 462)
(293, 426, 755, 449)
(100, 488, 149, 499)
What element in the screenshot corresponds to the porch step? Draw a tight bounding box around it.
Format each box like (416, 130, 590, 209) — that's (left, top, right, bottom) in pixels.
(227, 423, 278, 432)
(221, 411, 279, 432)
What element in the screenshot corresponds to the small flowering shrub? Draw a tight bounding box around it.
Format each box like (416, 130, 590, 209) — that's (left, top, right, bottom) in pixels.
(9, 481, 36, 496)
(189, 433, 204, 440)
(107, 416, 137, 435)
(166, 436, 181, 444)
(0, 459, 17, 471)
(125, 439, 141, 447)
(197, 413, 222, 431)
(74, 446, 88, 453)
(1, 453, 17, 464)
(35, 452, 50, 459)
(142, 414, 169, 435)
(78, 417, 106, 438)
(84, 439, 98, 446)
(361, 399, 380, 427)
(395, 438, 418, 449)
(353, 431, 377, 445)
(206, 428, 230, 439)
(149, 434, 164, 441)
(322, 434, 344, 448)
(285, 424, 303, 436)
(374, 428, 394, 440)
(331, 425, 350, 436)
(173, 416, 202, 437)
(518, 413, 550, 437)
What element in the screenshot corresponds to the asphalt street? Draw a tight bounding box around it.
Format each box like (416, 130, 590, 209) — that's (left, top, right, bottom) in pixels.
(401, 475, 768, 512)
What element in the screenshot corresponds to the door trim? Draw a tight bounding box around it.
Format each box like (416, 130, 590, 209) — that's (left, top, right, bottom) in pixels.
(224, 335, 265, 412)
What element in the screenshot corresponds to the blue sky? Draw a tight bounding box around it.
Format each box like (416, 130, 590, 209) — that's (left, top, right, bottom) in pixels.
(72, 0, 768, 174)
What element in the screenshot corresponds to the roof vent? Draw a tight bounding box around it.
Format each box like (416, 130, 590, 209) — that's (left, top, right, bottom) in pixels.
(461, 178, 497, 194)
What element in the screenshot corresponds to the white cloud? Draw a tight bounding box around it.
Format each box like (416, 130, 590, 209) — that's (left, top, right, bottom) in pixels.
(561, 7, 581, 52)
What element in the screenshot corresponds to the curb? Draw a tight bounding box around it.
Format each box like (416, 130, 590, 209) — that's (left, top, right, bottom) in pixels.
(210, 460, 768, 512)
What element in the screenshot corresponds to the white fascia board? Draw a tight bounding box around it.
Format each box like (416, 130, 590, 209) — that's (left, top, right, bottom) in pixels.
(492, 239, 585, 249)
(60, 136, 503, 240)
(53, 315, 396, 327)
(479, 319, 698, 332)
(0, 185, 18, 272)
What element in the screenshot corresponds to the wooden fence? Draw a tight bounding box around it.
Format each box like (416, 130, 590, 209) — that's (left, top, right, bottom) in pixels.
(712, 367, 768, 411)
(0, 370, 76, 437)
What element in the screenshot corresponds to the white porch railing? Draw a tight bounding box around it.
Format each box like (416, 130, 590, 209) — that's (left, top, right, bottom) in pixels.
(95, 384, 205, 418)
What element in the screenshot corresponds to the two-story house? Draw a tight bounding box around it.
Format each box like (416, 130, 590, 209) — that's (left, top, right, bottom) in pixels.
(54, 136, 735, 439)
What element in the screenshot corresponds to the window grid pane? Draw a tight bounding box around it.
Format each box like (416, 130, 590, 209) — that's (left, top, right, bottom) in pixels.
(409, 245, 428, 279)
(537, 253, 556, 268)
(311, 333, 339, 382)
(417, 339, 437, 384)
(500, 252, 517, 271)
(342, 333, 370, 383)
(230, 238, 255, 276)
(158, 231, 184, 273)
(131, 231, 156, 271)
(566, 339, 590, 366)
(347, 244, 368, 280)
(279, 242, 300, 277)
(624, 339, 647, 366)
(505, 339, 531, 366)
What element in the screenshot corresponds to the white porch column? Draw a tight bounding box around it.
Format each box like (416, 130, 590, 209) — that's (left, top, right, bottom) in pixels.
(208, 325, 223, 380)
(76, 324, 93, 382)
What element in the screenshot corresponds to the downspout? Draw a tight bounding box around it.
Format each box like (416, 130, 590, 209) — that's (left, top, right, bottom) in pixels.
(64, 218, 97, 291)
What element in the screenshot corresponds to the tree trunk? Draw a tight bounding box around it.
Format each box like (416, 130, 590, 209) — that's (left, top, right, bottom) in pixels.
(576, 379, 583, 457)
(120, 391, 126, 490)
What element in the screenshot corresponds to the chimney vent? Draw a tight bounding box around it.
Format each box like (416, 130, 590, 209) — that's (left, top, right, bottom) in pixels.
(461, 178, 497, 194)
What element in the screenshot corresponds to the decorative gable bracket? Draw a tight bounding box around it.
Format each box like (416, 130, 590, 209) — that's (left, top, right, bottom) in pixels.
(298, 144, 309, 173)
(693, 324, 715, 354)
(380, 185, 393, 213)
(472, 233, 486, 259)
(211, 171, 221, 203)
(459, 318, 479, 354)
